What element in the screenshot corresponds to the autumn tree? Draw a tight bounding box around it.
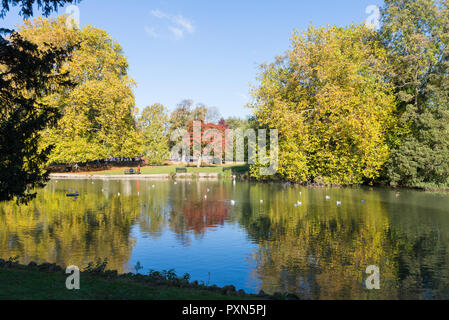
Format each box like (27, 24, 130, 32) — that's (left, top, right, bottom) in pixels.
(18, 16, 141, 164)
(250, 25, 396, 184)
(380, 0, 449, 188)
(186, 119, 228, 166)
(169, 99, 194, 132)
(169, 100, 219, 132)
(139, 103, 170, 165)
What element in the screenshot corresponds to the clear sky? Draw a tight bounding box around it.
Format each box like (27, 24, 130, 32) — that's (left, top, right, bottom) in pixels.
(2, 0, 384, 119)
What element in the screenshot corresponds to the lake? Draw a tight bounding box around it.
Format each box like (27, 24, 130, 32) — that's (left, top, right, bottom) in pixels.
(1, 178, 449, 299)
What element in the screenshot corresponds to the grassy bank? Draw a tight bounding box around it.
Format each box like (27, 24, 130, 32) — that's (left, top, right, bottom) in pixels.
(0, 268, 238, 300)
(70, 164, 249, 176)
(0, 260, 279, 300)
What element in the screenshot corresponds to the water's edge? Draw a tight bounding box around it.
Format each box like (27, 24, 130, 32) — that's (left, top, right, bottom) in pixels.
(50, 173, 220, 180)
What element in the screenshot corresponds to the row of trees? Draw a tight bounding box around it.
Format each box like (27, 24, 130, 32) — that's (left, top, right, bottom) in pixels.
(15, 17, 249, 167)
(250, 0, 449, 189)
(2, 0, 448, 203)
(0, 1, 250, 203)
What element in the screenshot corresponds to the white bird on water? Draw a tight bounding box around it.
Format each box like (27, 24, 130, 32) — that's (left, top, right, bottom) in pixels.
(294, 201, 302, 208)
(260, 200, 263, 204)
(230, 200, 235, 206)
(336, 201, 342, 206)
(204, 195, 207, 199)
(118, 192, 121, 197)
(326, 196, 331, 200)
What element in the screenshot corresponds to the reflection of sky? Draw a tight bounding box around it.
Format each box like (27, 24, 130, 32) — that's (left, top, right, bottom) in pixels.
(4, 179, 449, 299)
(129, 221, 261, 293)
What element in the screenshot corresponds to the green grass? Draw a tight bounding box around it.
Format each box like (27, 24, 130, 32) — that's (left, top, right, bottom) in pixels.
(0, 267, 255, 300)
(89, 164, 249, 175)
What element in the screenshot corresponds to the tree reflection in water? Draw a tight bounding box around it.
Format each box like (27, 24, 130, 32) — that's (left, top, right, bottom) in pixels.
(1, 179, 449, 299)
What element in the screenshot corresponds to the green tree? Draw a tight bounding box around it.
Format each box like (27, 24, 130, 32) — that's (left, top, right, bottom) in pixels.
(1, 0, 79, 18)
(18, 16, 141, 164)
(139, 103, 170, 165)
(168, 100, 212, 132)
(224, 117, 249, 130)
(250, 25, 396, 184)
(169, 99, 194, 131)
(0, 1, 77, 203)
(380, 0, 449, 188)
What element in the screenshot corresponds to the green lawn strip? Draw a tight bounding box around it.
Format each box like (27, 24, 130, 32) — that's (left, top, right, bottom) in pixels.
(89, 165, 248, 176)
(0, 268, 256, 300)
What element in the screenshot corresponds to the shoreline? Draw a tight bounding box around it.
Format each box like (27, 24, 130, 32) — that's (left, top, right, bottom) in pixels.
(49, 173, 449, 193)
(49, 173, 221, 180)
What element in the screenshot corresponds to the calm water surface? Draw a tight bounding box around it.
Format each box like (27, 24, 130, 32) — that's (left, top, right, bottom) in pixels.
(1, 179, 449, 299)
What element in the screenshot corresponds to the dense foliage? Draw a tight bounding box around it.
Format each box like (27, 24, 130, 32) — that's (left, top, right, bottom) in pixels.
(18, 17, 141, 164)
(0, 0, 77, 203)
(0, 32, 72, 202)
(250, 25, 396, 184)
(381, 0, 449, 189)
(250, 0, 449, 189)
(139, 104, 170, 165)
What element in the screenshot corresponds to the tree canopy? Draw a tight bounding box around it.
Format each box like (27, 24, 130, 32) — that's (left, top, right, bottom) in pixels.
(381, 0, 449, 188)
(250, 25, 396, 184)
(139, 103, 170, 165)
(18, 16, 141, 164)
(1, 0, 76, 203)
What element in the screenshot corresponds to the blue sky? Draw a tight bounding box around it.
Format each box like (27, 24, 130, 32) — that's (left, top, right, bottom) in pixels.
(2, 0, 384, 119)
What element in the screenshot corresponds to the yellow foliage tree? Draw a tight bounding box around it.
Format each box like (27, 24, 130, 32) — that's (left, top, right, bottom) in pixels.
(251, 25, 396, 184)
(18, 16, 141, 164)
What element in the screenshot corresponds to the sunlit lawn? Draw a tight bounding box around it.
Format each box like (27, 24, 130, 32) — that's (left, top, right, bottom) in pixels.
(88, 164, 248, 175)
